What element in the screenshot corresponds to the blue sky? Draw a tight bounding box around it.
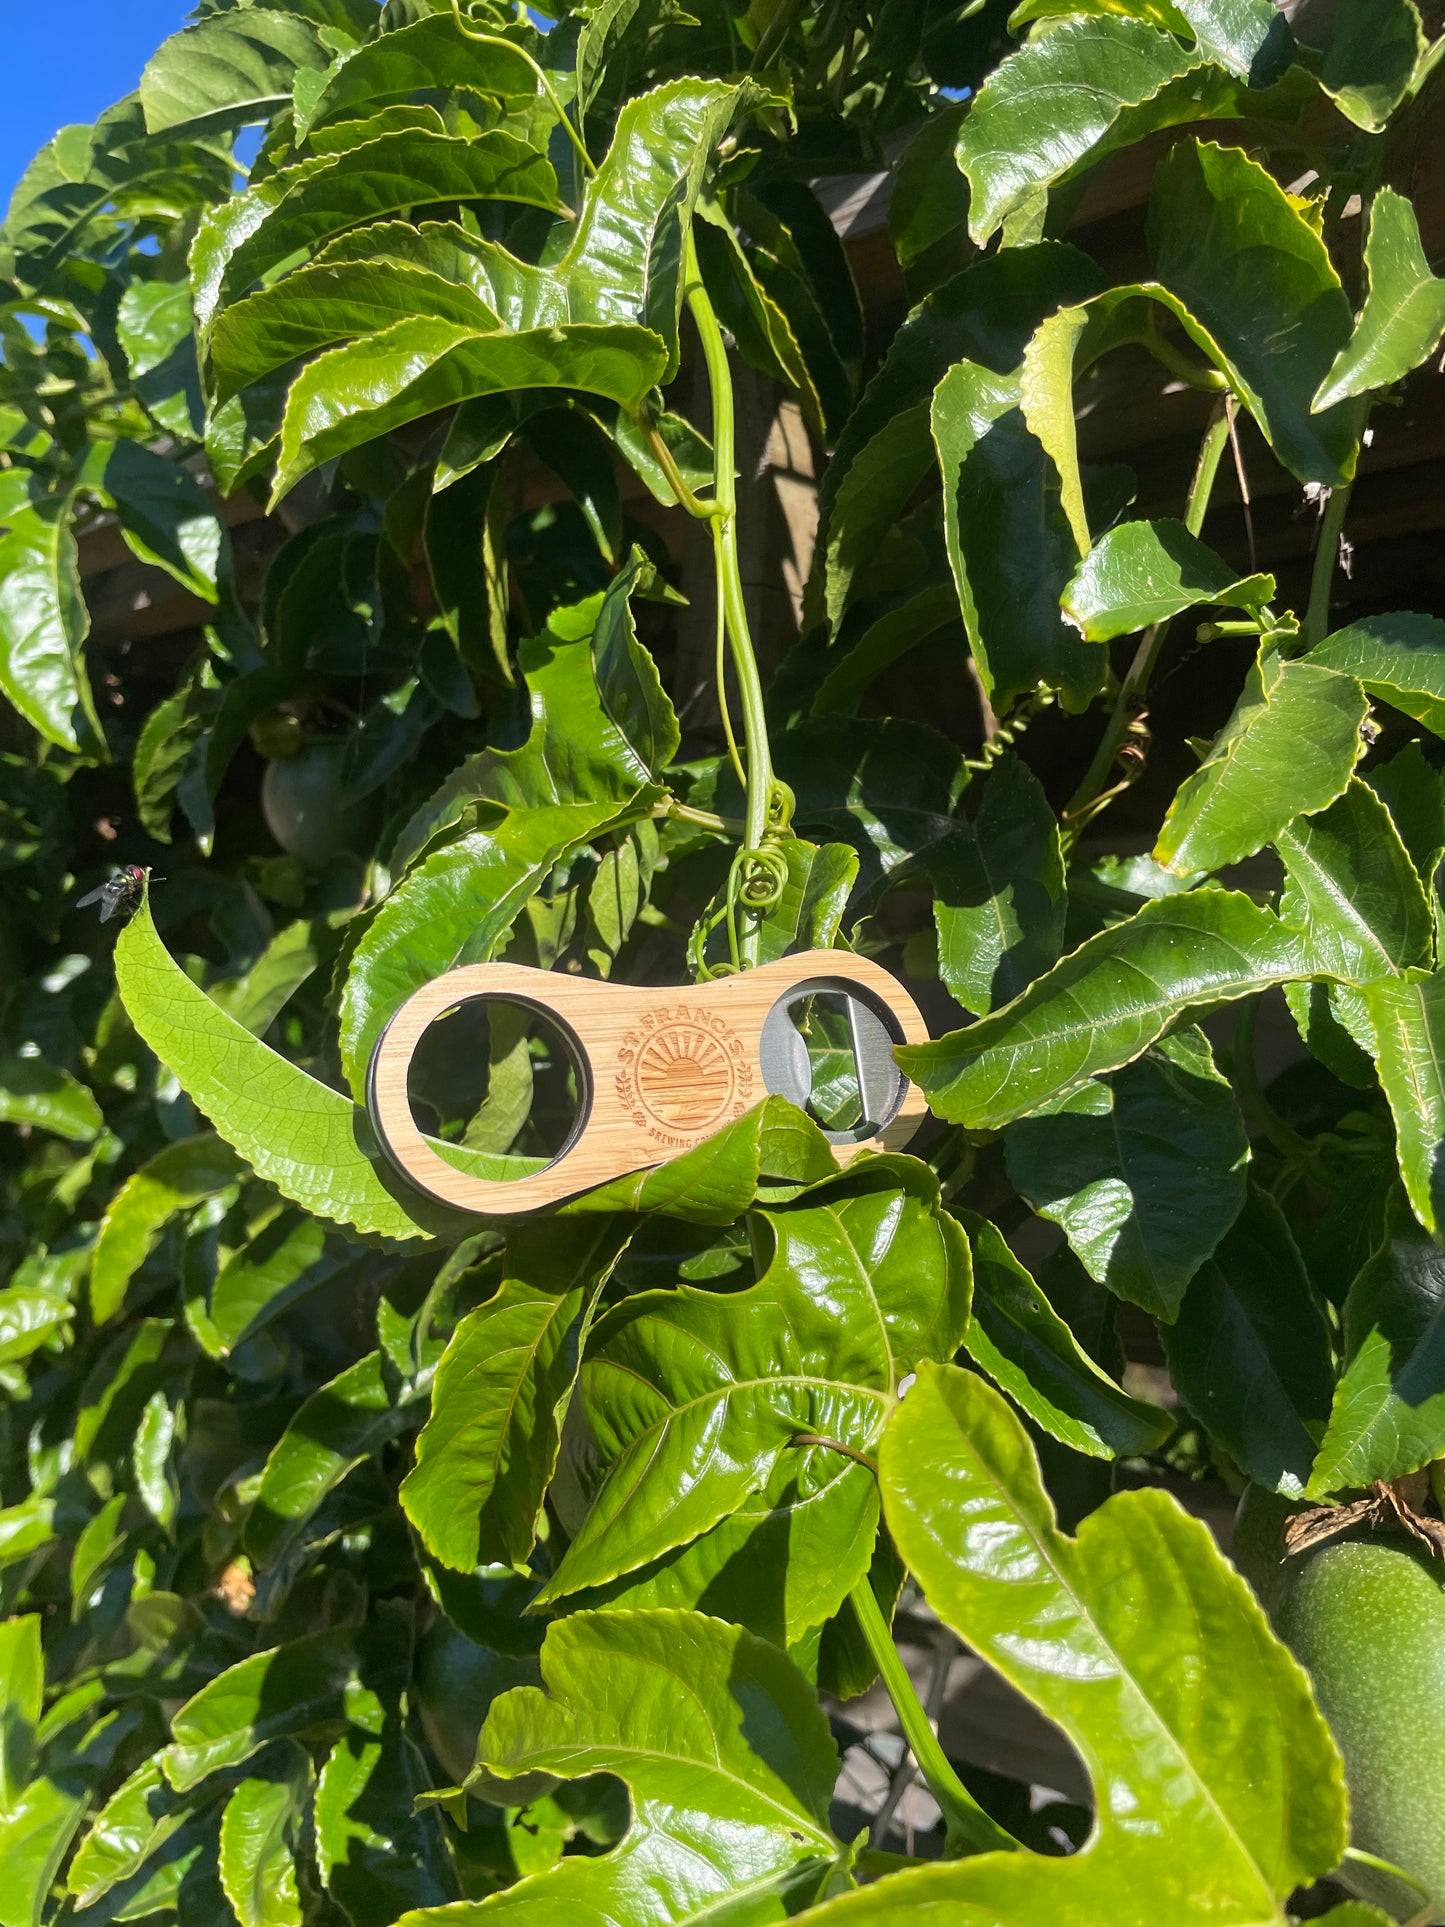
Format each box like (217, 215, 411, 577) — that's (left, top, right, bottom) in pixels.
(0, 3, 192, 208)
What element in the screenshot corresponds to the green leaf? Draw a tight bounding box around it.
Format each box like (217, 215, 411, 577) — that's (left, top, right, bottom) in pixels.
(536, 1157, 970, 1607)
(315, 1716, 453, 1923)
(304, 14, 538, 131)
(165, 1631, 364, 1793)
(0, 1054, 101, 1143)
(812, 582, 959, 717)
(0, 1698, 144, 1927)
(412, 1611, 840, 1924)
(210, 919, 325, 1037)
(562, 1093, 839, 1226)
(402, 1219, 629, 1573)
(0, 497, 100, 753)
(1154, 653, 1368, 875)
(1149, 140, 1361, 485)
(207, 254, 500, 409)
(803, 1364, 1347, 1923)
(192, 131, 561, 334)
(1062, 517, 1274, 640)
(1163, 1185, 1333, 1496)
(1316, 190, 1445, 409)
(1315, 0, 1424, 131)
(340, 611, 660, 1101)
(1276, 777, 1433, 978)
(963, 1216, 1172, 1458)
(0, 1616, 41, 1812)
(902, 890, 1312, 1128)
(588, 551, 680, 777)
(91, 1134, 244, 1325)
(932, 754, 1065, 1017)
(1364, 972, 1445, 1236)
(1005, 1027, 1248, 1320)
(0, 1284, 73, 1365)
(115, 898, 457, 1243)
(889, 101, 970, 274)
(248, 1350, 417, 1570)
(955, 18, 1208, 244)
(191, 1207, 331, 1359)
(820, 244, 1105, 629)
(932, 358, 1105, 712)
(273, 316, 667, 504)
(1308, 1192, 1445, 1497)
(1307, 612, 1445, 737)
(67, 1755, 197, 1907)
(99, 440, 224, 604)
(218, 1743, 309, 1927)
(140, 9, 328, 134)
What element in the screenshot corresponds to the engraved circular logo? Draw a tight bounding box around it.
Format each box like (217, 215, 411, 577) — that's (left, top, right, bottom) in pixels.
(636, 1023, 736, 1132)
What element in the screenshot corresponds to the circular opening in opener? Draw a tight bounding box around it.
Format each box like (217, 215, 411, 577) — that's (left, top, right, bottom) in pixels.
(403, 995, 589, 1180)
(758, 978, 907, 1144)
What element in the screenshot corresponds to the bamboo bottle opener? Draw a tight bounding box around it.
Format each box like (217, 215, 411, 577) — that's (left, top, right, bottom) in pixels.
(366, 949, 930, 1215)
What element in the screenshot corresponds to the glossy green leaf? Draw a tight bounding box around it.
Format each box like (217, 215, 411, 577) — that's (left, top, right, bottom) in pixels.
(1005, 1027, 1248, 1319)
(901, 890, 1311, 1128)
(340, 611, 660, 1100)
(192, 1207, 331, 1359)
(1149, 140, 1360, 485)
(403, 1219, 629, 1573)
(537, 1156, 970, 1605)
(1315, 0, 1424, 131)
(100, 440, 225, 604)
(66, 1754, 198, 1907)
(932, 755, 1065, 1016)
(315, 1715, 453, 1924)
(1164, 1185, 1333, 1496)
(888, 101, 970, 273)
(1364, 972, 1445, 1236)
(210, 919, 325, 1037)
(1276, 776, 1432, 978)
(1062, 517, 1274, 640)
(91, 1134, 244, 1325)
(140, 9, 327, 135)
(0, 1054, 102, 1144)
(563, 1093, 839, 1226)
(0, 1694, 142, 1927)
(0, 497, 100, 754)
(0, 1616, 41, 1811)
(304, 15, 538, 132)
(0, 1286, 73, 1365)
(933, 358, 1105, 711)
(820, 244, 1105, 629)
(273, 317, 667, 502)
(115, 898, 458, 1243)
(218, 1742, 310, 1927)
(1315, 189, 1445, 409)
(1154, 653, 1367, 875)
(192, 132, 560, 334)
(248, 1350, 416, 1569)
(796, 1363, 1347, 1923)
(1307, 612, 1445, 737)
(963, 1216, 1172, 1459)
(955, 19, 1208, 244)
(207, 256, 501, 409)
(408, 1610, 840, 1925)
(165, 1631, 363, 1793)
(812, 583, 959, 717)
(1308, 1191, 1445, 1497)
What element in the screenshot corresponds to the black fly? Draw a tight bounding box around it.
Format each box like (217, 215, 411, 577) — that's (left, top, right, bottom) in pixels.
(75, 864, 148, 923)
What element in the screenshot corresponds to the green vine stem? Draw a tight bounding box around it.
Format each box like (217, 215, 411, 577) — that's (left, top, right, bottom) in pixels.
(449, 1, 596, 184)
(1062, 400, 1232, 836)
(847, 1577, 1022, 1859)
(1304, 477, 1353, 648)
(683, 228, 786, 966)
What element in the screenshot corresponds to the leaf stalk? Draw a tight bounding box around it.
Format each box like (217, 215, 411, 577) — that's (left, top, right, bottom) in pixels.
(1304, 478, 1352, 648)
(846, 1577, 1021, 1860)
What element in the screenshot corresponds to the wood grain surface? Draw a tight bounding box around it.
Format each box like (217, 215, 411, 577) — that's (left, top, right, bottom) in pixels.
(367, 950, 930, 1213)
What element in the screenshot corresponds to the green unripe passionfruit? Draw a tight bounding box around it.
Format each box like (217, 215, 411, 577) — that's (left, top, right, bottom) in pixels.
(1275, 1537, 1445, 1921)
(260, 741, 378, 869)
(414, 1619, 538, 1788)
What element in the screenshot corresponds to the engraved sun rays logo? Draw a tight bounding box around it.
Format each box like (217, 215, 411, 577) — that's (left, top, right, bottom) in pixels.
(636, 1024, 735, 1131)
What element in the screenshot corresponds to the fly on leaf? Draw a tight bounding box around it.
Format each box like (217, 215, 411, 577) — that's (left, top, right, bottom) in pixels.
(75, 864, 148, 923)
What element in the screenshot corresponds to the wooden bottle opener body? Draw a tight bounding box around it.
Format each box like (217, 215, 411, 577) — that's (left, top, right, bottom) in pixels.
(367, 949, 930, 1215)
